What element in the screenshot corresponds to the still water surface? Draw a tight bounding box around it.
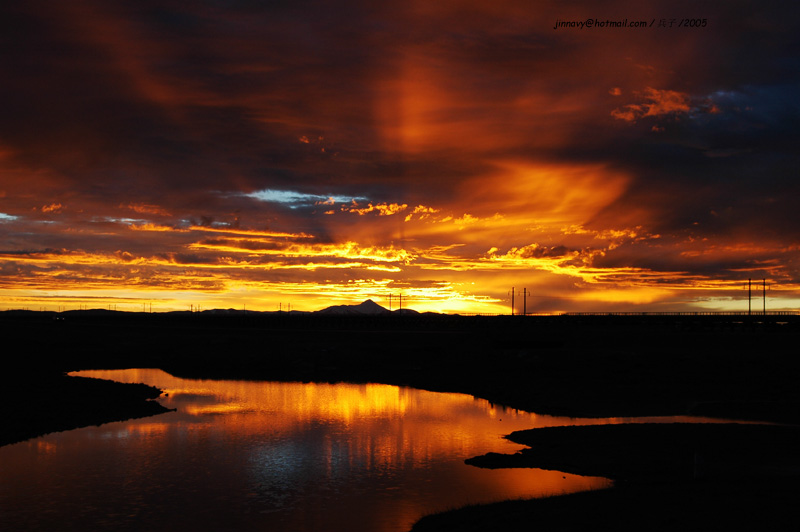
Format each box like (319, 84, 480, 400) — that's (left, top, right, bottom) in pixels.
(2, 369, 722, 531)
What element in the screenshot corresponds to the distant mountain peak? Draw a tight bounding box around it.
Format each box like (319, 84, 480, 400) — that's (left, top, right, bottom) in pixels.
(318, 299, 390, 315)
(357, 299, 384, 310)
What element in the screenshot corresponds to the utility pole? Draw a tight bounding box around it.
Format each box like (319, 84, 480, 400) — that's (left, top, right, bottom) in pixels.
(763, 279, 768, 315)
(520, 288, 530, 316)
(748, 278, 751, 316)
(508, 287, 515, 315)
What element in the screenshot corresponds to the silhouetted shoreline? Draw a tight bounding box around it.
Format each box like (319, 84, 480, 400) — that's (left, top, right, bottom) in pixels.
(1, 373, 172, 447)
(2, 311, 799, 530)
(411, 422, 800, 531)
(409, 476, 800, 531)
(466, 422, 800, 480)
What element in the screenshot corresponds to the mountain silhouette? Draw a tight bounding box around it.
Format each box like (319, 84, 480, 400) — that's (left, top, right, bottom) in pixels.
(317, 299, 390, 316)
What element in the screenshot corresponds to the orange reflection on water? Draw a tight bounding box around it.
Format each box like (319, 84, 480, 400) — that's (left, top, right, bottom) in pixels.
(34, 440, 58, 454)
(57, 369, 612, 532)
(108, 371, 549, 464)
(122, 421, 170, 438)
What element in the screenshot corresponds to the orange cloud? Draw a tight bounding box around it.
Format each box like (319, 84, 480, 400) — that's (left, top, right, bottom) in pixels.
(188, 240, 414, 264)
(41, 203, 63, 213)
(344, 202, 409, 216)
(125, 203, 171, 216)
(404, 205, 440, 222)
(461, 161, 630, 228)
(611, 87, 691, 122)
(128, 223, 183, 232)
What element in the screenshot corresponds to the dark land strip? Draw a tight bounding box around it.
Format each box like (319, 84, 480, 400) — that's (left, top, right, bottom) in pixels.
(413, 423, 800, 531)
(2, 311, 800, 530)
(409, 476, 800, 532)
(466, 422, 800, 482)
(1, 372, 172, 447)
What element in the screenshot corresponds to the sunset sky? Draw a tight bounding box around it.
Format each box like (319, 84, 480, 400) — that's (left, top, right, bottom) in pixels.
(1, 0, 798, 313)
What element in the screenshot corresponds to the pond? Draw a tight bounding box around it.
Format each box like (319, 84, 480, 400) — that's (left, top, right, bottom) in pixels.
(1, 369, 723, 532)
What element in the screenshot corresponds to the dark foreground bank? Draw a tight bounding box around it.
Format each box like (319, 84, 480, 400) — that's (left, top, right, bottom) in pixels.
(466, 422, 800, 481)
(410, 477, 800, 532)
(1, 372, 172, 447)
(413, 423, 800, 531)
(3, 311, 800, 530)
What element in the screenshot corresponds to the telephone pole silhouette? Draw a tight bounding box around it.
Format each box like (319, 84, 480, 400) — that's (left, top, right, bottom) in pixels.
(508, 287, 531, 315)
(388, 293, 406, 313)
(747, 279, 751, 316)
(520, 288, 530, 316)
(746, 278, 770, 316)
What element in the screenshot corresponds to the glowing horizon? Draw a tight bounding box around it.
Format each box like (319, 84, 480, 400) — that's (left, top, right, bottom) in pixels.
(1, 2, 798, 314)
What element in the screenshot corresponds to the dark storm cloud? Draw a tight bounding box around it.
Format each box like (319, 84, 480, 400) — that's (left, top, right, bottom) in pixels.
(2, 0, 793, 205)
(0, 1, 379, 196)
(589, 82, 800, 244)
